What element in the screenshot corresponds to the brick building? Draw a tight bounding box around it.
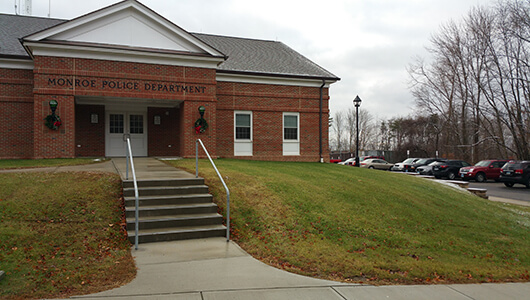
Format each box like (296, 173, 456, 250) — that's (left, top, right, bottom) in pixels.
(0, 0, 339, 161)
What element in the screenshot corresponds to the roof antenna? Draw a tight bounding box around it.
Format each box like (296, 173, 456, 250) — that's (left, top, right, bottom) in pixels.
(48, 0, 51, 17)
(14, 0, 18, 15)
(24, 0, 31, 16)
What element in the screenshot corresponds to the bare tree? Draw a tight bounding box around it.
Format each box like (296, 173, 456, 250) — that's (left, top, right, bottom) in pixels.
(331, 111, 346, 152)
(408, 0, 530, 161)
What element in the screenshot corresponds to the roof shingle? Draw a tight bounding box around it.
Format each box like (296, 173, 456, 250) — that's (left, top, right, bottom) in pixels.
(0, 14, 65, 57)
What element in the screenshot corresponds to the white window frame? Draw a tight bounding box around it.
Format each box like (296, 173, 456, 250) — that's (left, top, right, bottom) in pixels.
(234, 111, 253, 156)
(283, 112, 300, 156)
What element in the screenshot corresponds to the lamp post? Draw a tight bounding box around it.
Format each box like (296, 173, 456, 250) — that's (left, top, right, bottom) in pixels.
(353, 96, 362, 167)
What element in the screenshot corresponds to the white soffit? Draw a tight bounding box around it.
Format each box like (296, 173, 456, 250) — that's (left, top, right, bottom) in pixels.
(216, 73, 336, 88)
(23, 0, 224, 58)
(0, 58, 34, 70)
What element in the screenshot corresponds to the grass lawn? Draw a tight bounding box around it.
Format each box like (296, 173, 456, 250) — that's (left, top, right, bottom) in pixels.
(0, 171, 135, 299)
(169, 159, 530, 285)
(0, 158, 105, 170)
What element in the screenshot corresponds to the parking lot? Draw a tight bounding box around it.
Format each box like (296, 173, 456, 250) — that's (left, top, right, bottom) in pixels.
(468, 181, 529, 203)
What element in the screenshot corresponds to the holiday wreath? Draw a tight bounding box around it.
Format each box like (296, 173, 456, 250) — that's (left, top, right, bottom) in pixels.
(45, 114, 62, 130)
(194, 117, 208, 134)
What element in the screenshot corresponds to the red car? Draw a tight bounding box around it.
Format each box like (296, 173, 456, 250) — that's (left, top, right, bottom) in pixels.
(458, 160, 509, 182)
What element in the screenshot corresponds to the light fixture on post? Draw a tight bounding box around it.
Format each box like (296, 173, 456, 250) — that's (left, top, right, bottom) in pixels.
(49, 100, 58, 115)
(195, 106, 208, 134)
(353, 95, 362, 167)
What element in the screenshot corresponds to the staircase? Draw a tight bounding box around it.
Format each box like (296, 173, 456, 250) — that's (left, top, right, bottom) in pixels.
(123, 178, 226, 244)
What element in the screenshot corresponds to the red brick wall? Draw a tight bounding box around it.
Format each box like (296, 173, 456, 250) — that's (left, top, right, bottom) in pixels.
(147, 107, 181, 156)
(31, 56, 217, 158)
(179, 101, 217, 159)
(216, 81, 330, 162)
(3, 56, 329, 161)
(33, 94, 76, 158)
(75, 104, 105, 157)
(0, 69, 34, 158)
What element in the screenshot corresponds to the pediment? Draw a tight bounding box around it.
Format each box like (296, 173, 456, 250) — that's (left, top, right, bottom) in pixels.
(24, 0, 223, 57)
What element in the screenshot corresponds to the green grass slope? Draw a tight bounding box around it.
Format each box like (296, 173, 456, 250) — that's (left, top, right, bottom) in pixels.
(0, 172, 135, 299)
(170, 159, 530, 284)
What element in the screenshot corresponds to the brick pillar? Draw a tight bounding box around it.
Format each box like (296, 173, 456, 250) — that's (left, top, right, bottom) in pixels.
(180, 101, 217, 158)
(33, 94, 76, 158)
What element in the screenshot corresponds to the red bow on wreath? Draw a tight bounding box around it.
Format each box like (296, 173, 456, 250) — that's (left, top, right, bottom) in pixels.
(194, 118, 208, 134)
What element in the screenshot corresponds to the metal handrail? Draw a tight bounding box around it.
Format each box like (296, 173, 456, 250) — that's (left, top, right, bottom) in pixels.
(125, 138, 140, 250)
(195, 139, 230, 242)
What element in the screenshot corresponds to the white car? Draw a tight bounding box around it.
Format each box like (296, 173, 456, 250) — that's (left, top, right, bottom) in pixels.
(391, 158, 420, 172)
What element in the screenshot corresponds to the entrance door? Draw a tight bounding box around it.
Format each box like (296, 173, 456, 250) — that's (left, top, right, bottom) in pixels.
(106, 112, 147, 157)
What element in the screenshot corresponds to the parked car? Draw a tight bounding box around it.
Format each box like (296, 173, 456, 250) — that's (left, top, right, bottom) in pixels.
(338, 158, 356, 165)
(340, 156, 385, 166)
(416, 161, 444, 175)
(391, 158, 420, 172)
(360, 155, 385, 161)
(458, 160, 509, 182)
(409, 158, 445, 173)
(360, 158, 393, 170)
(432, 160, 471, 180)
(498, 160, 530, 188)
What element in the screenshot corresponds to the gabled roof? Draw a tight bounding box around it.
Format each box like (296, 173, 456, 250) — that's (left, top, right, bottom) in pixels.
(0, 0, 339, 81)
(193, 33, 338, 80)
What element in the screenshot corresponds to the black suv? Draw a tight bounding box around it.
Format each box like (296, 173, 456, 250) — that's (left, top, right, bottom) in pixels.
(432, 160, 471, 180)
(499, 160, 530, 188)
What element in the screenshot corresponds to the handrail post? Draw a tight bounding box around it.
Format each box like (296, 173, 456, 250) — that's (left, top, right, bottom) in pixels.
(126, 138, 140, 250)
(195, 139, 230, 242)
(126, 146, 129, 180)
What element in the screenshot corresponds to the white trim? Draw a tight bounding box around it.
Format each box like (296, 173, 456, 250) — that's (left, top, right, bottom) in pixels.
(0, 58, 34, 70)
(25, 42, 224, 69)
(283, 112, 300, 156)
(234, 110, 253, 156)
(217, 73, 337, 87)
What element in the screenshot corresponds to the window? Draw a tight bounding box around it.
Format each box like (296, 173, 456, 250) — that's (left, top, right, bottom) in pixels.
(234, 111, 252, 156)
(284, 114, 298, 140)
(109, 114, 124, 134)
(129, 114, 144, 134)
(283, 112, 300, 155)
(235, 112, 251, 140)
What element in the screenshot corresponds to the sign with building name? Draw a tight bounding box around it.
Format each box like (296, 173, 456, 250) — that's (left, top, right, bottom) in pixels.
(46, 77, 206, 94)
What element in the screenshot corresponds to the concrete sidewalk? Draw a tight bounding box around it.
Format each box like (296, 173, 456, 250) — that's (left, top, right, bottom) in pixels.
(70, 237, 530, 300)
(3, 158, 529, 299)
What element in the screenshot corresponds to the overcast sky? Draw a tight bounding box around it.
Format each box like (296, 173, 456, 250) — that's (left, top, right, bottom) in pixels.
(2, 0, 496, 120)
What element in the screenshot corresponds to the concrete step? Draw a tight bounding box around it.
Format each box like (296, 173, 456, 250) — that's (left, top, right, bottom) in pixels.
(122, 173, 226, 245)
(123, 185, 209, 197)
(128, 224, 226, 243)
(123, 178, 205, 188)
(124, 194, 213, 206)
(125, 203, 218, 218)
(126, 213, 223, 230)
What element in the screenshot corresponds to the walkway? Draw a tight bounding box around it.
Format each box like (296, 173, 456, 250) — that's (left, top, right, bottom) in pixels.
(3, 158, 529, 299)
